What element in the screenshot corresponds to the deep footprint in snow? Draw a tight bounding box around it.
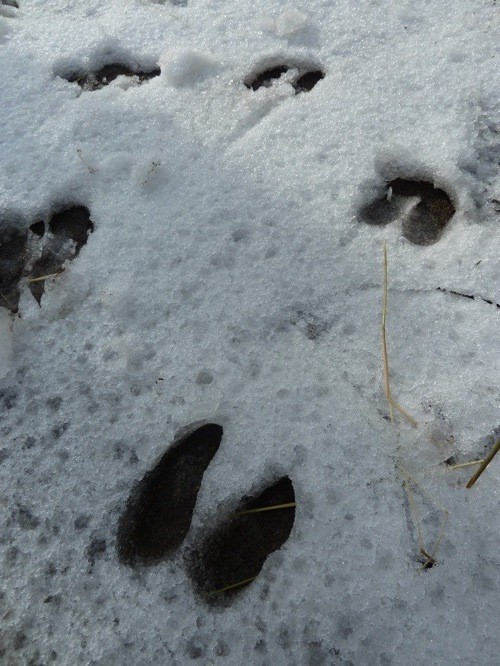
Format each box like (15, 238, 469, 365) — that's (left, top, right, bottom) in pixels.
(245, 64, 324, 94)
(359, 178, 455, 245)
(28, 206, 94, 304)
(62, 63, 161, 91)
(188, 476, 296, 603)
(117, 423, 223, 566)
(0, 205, 94, 311)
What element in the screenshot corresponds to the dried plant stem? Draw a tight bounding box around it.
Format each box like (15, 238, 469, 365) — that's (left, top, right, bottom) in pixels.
(466, 439, 500, 489)
(233, 502, 296, 517)
(381, 243, 418, 427)
(209, 576, 257, 596)
(402, 474, 425, 556)
(446, 460, 483, 471)
(25, 270, 64, 284)
(400, 465, 449, 569)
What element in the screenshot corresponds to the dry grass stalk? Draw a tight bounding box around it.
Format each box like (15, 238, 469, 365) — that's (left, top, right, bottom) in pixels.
(381, 243, 418, 427)
(25, 269, 64, 284)
(234, 502, 296, 518)
(466, 439, 500, 489)
(400, 465, 449, 569)
(209, 576, 257, 596)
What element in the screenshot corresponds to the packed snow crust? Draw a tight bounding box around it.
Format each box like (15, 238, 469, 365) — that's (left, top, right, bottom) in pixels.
(1, 0, 500, 664)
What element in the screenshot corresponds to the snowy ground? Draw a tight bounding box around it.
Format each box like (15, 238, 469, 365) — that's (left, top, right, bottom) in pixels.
(1, 0, 500, 663)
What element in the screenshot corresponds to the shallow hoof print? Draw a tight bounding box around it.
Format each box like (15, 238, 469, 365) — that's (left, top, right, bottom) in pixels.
(117, 423, 223, 567)
(245, 64, 324, 94)
(28, 206, 94, 304)
(64, 63, 161, 92)
(188, 476, 295, 604)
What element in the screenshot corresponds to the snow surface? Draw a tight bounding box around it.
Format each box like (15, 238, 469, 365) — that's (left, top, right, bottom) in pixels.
(1, 0, 500, 663)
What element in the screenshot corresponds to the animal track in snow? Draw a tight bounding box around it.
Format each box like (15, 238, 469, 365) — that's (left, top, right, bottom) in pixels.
(61, 62, 161, 91)
(245, 63, 324, 94)
(359, 178, 455, 245)
(117, 423, 296, 602)
(117, 423, 223, 566)
(28, 206, 94, 304)
(0, 205, 94, 312)
(188, 476, 296, 603)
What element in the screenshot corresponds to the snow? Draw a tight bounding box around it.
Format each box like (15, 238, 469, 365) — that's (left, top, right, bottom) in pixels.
(0, 309, 12, 378)
(1, 0, 500, 663)
(161, 49, 219, 88)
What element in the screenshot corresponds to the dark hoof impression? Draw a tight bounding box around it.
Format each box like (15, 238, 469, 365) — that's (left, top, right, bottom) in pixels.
(188, 476, 295, 604)
(63, 63, 161, 91)
(359, 178, 455, 245)
(117, 424, 223, 566)
(0, 206, 93, 312)
(28, 206, 94, 304)
(246, 65, 324, 94)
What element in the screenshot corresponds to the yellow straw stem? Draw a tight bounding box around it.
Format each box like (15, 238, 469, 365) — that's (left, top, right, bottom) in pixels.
(389, 397, 418, 428)
(446, 460, 483, 471)
(381, 243, 417, 427)
(421, 509, 449, 570)
(382, 243, 394, 423)
(466, 439, 500, 489)
(26, 270, 64, 284)
(400, 464, 449, 569)
(209, 576, 257, 596)
(233, 502, 296, 517)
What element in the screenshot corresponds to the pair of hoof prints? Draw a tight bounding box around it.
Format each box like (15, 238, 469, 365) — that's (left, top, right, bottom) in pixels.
(59, 57, 325, 94)
(360, 178, 455, 245)
(117, 423, 296, 603)
(0, 207, 93, 313)
(244, 64, 324, 94)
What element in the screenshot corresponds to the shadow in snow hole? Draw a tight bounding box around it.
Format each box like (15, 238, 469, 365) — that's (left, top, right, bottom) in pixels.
(359, 178, 455, 245)
(28, 206, 94, 304)
(0, 206, 94, 311)
(117, 423, 223, 566)
(246, 65, 324, 94)
(63, 63, 161, 91)
(188, 476, 295, 604)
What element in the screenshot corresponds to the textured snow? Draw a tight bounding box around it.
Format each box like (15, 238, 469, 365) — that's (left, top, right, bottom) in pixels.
(0, 309, 12, 378)
(1, 0, 500, 664)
